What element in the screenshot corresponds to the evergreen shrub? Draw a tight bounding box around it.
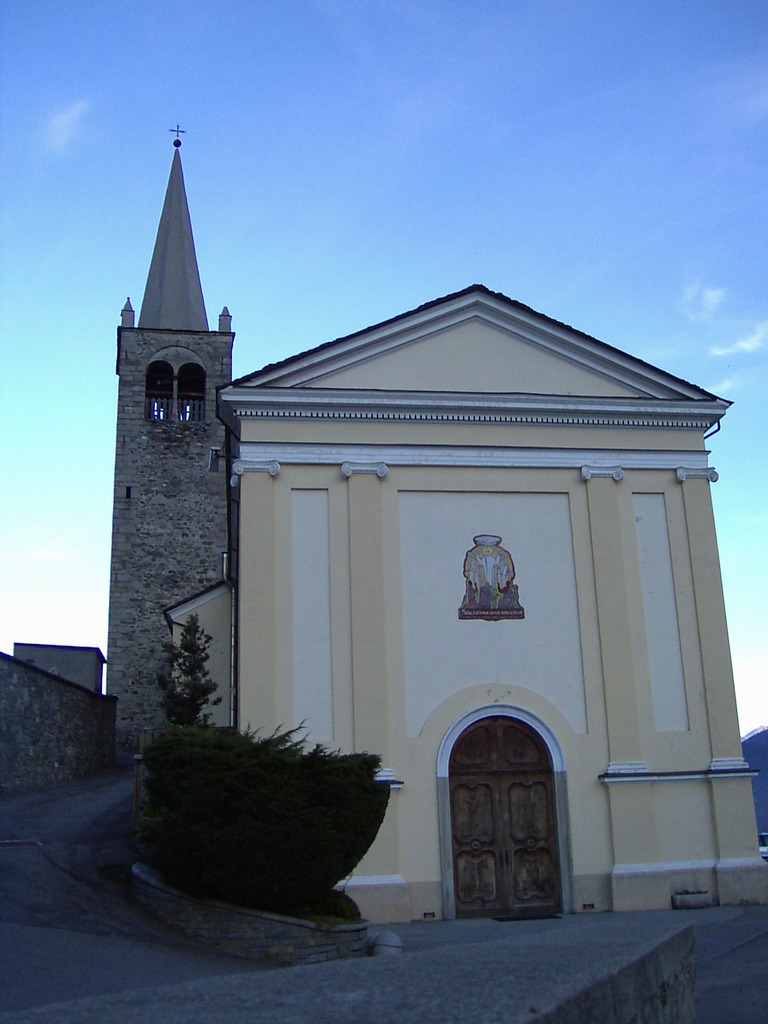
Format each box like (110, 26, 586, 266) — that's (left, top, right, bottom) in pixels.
(141, 727, 389, 918)
(156, 613, 221, 726)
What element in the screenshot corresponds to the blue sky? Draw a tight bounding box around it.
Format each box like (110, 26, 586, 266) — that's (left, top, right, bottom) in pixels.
(1, 1, 766, 733)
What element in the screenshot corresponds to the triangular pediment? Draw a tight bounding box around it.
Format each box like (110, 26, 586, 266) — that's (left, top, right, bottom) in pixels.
(234, 286, 716, 402)
(299, 317, 639, 397)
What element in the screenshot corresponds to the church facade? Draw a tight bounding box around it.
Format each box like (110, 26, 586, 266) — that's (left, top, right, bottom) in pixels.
(109, 148, 767, 923)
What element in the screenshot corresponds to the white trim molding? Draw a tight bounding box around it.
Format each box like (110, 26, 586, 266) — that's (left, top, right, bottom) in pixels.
(234, 441, 716, 475)
(601, 761, 650, 779)
(230, 458, 281, 486)
(374, 767, 404, 791)
(709, 756, 753, 773)
(581, 465, 624, 481)
(342, 873, 407, 889)
(164, 582, 232, 623)
(600, 759, 757, 784)
(676, 466, 719, 483)
(341, 461, 388, 479)
(716, 856, 768, 871)
(612, 858, 716, 876)
(219, 386, 727, 432)
(437, 703, 567, 776)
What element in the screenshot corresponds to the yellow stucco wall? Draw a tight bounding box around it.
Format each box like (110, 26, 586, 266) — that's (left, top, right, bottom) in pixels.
(302, 318, 641, 396)
(237, 416, 707, 454)
(169, 586, 233, 730)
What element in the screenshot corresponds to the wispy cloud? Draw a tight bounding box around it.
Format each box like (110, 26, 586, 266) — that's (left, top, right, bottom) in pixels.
(682, 282, 725, 320)
(711, 321, 768, 357)
(45, 100, 88, 152)
(707, 377, 735, 396)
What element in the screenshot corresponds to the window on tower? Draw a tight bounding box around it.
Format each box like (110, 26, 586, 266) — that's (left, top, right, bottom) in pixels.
(178, 363, 206, 422)
(145, 361, 174, 420)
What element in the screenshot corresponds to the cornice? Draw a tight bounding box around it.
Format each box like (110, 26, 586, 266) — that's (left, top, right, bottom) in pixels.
(218, 387, 727, 433)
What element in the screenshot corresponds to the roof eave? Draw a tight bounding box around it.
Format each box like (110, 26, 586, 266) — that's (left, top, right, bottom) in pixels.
(218, 386, 729, 433)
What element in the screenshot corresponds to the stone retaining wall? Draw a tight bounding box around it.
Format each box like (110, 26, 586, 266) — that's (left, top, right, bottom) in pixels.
(539, 927, 695, 1023)
(0, 652, 116, 792)
(131, 862, 369, 966)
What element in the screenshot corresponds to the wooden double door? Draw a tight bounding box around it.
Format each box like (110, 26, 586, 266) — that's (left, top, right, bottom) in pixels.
(449, 716, 561, 918)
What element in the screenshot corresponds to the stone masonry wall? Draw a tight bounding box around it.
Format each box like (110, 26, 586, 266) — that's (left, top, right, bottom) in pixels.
(132, 862, 369, 967)
(0, 652, 116, 792)
(108, 326, 233, 750)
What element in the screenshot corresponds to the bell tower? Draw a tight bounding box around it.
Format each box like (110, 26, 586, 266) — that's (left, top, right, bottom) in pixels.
(107, 141, 234, 750)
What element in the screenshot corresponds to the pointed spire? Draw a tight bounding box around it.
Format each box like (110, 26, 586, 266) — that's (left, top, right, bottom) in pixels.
(138, 144, 209, 331)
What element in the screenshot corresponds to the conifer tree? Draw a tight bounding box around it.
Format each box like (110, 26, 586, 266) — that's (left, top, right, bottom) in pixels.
(156, 613, 221, 726)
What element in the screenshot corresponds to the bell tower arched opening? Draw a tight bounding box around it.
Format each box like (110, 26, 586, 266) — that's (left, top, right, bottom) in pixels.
(178, 362, 206, 422)
(145, 360, 173, 420)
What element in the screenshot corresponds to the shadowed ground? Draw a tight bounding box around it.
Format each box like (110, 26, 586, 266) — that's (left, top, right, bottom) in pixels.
(1, 763, 766, 1022)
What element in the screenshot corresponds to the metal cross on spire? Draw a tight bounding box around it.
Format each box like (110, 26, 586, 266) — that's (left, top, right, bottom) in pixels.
(169, 124, 186, 148)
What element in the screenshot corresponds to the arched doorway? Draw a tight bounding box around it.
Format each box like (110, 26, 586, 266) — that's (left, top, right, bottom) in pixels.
(448, 715, 561, 918)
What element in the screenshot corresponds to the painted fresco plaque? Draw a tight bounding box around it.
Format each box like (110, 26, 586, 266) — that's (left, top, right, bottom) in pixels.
(459, 534, 524, 620)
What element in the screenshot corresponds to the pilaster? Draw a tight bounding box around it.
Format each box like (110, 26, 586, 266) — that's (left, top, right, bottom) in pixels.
(236, 469, 278, 732)
(346, 468, 389, 759)
(679, 476, 741, 759)
(585, 472, 660, 874)
(584, 473, 644, 767)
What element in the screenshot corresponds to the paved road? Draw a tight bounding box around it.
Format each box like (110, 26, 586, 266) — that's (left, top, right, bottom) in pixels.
(0, 764, 258, 1014)
(1, 764, 767, 1021)
(694, 905, 768, 1023)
